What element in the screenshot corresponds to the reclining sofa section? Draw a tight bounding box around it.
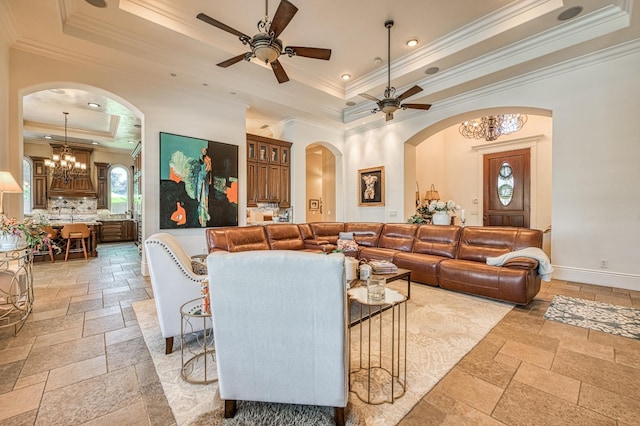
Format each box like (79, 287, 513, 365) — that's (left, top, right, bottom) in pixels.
(205, 222, 543, 305)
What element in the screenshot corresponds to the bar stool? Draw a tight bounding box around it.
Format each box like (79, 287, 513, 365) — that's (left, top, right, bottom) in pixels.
(60, 224, 91, 261)
(41, 225, 57, 263)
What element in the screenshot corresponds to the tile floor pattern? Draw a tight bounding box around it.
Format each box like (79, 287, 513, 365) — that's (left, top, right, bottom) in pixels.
(0, 242, 638, 425)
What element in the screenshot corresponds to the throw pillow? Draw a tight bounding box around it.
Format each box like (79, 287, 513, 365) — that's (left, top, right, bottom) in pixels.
(337, 238, 359, 252)
(338, 231, 354, 240)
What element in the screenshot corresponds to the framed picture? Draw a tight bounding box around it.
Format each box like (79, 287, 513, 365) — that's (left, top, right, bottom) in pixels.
(309, 199, 320, 210)
(358, 166, 385, 206)
(159, 132, 238, 229)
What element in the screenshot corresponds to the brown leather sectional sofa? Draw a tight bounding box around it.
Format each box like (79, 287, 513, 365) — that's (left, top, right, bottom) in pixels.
(205, 222, 543, 305)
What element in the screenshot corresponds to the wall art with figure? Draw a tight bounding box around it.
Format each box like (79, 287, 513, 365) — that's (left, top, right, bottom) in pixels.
(159, 132, 238, 229)
(358, 166, 385, 206)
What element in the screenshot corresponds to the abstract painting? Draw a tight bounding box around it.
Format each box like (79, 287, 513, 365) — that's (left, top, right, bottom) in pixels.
(159, 132, 238, 229)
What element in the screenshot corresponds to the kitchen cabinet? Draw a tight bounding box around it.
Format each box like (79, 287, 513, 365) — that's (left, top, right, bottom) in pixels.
(30, 156, 48, 209)
(246, 134, 292, 208)
(99, 220, 136, 242)
(95, 162, 109, 210)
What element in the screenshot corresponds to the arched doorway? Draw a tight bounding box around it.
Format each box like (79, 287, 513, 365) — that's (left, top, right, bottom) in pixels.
(305, 144, 336, 222)
(404, 108, 552, 256)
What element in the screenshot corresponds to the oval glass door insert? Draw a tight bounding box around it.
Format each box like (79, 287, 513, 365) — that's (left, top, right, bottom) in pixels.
(497, 162, 514, 206)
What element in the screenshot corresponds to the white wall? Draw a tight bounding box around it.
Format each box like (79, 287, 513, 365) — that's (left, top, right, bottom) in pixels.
(7, 50, 247, 273)
(345, 44, 640, 290)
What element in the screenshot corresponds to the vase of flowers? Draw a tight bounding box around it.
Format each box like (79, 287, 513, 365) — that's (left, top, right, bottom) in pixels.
(427, 200, 459, 226)
(0, 217, 47, 250)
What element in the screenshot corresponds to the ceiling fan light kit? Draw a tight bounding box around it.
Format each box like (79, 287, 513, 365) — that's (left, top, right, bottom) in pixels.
(358, 20, 432, 121)
(197, 0, 331, 84)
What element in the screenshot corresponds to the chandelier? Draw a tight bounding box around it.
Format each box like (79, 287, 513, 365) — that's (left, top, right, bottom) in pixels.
(44, 112, 87, 183)
(459, 114, 527, 141)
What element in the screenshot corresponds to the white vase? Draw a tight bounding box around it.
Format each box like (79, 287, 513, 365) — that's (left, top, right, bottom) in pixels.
(0, 234, 19, 249)
(432, 211, 450, 225)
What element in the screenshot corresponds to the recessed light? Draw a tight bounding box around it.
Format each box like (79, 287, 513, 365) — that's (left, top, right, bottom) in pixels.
(374, 57, 383, 65)
(345, 101, 356, 107)
(341, 73, 351, 81)
(44, 135, 53, 140)
(425, 67, 440, 75)
(87, 102, 100, 108)
(558, 6, 583, 21)
(85, 0, 107, 7)
(170, 73, 177, 77)
(202, 83, 209, 87)
(230, 91, 237, 95)
(406, 39, 418, 47)
(260, 124, 269, 129)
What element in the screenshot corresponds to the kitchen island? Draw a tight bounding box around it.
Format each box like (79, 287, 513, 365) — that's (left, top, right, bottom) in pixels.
(33, 222, 100, 262)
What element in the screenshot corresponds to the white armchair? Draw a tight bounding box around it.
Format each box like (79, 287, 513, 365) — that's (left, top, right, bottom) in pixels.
(144, 233, 208, 354)
(207, 250, 348, 425)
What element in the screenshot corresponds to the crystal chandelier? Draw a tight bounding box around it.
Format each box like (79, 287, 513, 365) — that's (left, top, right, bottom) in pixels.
(44, 112, 87, 183)
(459, 114, 528, 141)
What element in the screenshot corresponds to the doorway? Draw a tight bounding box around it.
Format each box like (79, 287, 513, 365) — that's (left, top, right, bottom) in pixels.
(305, 145, 336, 222)
(483, 148, 531, 227)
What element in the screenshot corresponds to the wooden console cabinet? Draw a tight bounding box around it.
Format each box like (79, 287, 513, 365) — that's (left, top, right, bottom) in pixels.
(247, 134, 291, 207)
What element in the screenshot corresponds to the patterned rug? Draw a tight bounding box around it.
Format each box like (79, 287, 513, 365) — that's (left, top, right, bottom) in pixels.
(133, 282, 512, 425)
(544, 295, 640, 339)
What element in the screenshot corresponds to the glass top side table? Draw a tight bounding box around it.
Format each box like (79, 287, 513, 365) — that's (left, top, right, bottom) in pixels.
(0, 245, 34, 335)
(180, 298, 217, 384)
(347, 286, 407, 405)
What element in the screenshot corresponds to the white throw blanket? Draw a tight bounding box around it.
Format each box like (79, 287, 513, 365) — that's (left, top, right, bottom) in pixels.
(486, 247, 553, 282)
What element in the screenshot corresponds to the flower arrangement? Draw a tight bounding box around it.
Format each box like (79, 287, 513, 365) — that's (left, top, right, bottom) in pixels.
(407, 200, 460, 224)
(0, 216, 48, 248)
(427, 200, 459, 214)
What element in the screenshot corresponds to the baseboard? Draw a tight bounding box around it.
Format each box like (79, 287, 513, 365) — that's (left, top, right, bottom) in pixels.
(141, 259, 149, 277)
(552, 265, 640, 291)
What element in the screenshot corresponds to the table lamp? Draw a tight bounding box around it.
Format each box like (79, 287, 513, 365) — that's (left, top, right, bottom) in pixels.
(0, 171, 23, 216)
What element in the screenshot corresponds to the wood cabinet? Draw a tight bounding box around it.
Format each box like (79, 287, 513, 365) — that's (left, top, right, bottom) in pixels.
(99, 220, 136, 242)
(94, 162, 109, 210)
(247, 134, 292, 208)
(30, 157, 48, 209)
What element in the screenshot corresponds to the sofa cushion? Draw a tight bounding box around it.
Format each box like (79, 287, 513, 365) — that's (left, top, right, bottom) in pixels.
(205, 226, 233, 252)
(394, 252, 442, 286)
(344, 223, 383, 247)
(225, 227, 270, 252)
(413, 225, 460, 259)
(457, 227, 543, 262)
(377, 223, 418, 252)
(359, 247, 397, 262)
(264, 224, 306, 250)
(310, 222, 345, 244)
(438, 258, 540, 305)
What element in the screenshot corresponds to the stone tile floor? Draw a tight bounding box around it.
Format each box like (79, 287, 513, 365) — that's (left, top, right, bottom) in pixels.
(1, 242, 639, 425)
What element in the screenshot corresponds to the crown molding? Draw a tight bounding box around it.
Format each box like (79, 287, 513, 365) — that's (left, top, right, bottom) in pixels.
(0, 0, 20, 44)
(345, 0, 564, 98)
(344, 2, 632, 124)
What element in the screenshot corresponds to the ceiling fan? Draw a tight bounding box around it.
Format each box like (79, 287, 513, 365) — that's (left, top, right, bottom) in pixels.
(197, 0, 331, 84)
(359, 20, 432, 121)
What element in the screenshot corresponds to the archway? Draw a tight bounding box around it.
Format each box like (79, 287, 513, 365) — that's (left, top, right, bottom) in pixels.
(403, 107, 553, 256)
(305, 143, 337, 222)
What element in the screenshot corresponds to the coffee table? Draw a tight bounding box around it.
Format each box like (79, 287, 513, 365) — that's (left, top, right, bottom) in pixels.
(348, 268, 411, 299)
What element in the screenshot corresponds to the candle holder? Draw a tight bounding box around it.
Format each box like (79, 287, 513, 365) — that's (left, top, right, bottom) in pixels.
(461, 218, 466, 227)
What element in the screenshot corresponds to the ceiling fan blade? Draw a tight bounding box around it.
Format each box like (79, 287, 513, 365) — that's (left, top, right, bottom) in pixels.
(397, 85, 423, 101)
(386, 112, 394, 121)
(269, 0, 298, 38)
(359, 93, 381, 102)
(196, 13, 250, 39)
(287, 46, 331, 60)
(402, 103, 432, 111)
(217, 53, 248, 68)
(271, 59, 290, 83)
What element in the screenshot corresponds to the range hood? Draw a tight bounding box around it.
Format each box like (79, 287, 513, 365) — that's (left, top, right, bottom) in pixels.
(48, 170, 97, 198)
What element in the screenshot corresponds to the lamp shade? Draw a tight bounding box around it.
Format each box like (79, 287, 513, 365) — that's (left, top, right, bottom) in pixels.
(0, 171, 22, 193)
(424, 184, 440, 201)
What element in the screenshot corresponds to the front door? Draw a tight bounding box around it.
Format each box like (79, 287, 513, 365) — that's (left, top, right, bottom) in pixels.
(483, 148, 530, 227)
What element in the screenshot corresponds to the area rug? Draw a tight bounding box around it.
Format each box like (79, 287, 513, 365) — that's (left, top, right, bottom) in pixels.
(133, 282, 512, 425)
(544, 295, 640, 339)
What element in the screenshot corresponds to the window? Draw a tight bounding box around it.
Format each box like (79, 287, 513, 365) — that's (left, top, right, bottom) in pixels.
(23, 158, 32, 214)
(109, 165, 130, 214)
